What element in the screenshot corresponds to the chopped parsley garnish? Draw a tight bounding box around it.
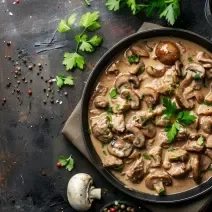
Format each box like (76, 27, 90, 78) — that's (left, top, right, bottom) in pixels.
(143, 153, 151, 160)
(188, 57, 193, 62)
(197, 136, 204, 146)
(116, 105, 120, 111)
(127, 55, 140, 64)
(104, 129, 109, 135)
(132, 116, 136, 120)
(193, 73, 201, 80)
(159, 188, 165, 195)
(101, 143, 105, 148)
(138, 66, 145, 74)
(162, 97, 196, 142)
(87, 128, 91, 134)
(109, 88, 118, 99)
(168, 147, 175, 152)
(103, 150, 108, 156)
(203, 101, 212, 106)
(106, 105, 113, 114)
(113, 166, 123, 171)
(149, 107, 153, 113)
(126, 93, 132, 101)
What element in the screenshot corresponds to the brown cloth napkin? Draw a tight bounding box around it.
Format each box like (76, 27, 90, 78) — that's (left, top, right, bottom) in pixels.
(62, 22, 212, 212)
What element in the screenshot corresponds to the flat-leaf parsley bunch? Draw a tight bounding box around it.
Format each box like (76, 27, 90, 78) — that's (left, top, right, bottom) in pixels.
(105, 0, 180, 25)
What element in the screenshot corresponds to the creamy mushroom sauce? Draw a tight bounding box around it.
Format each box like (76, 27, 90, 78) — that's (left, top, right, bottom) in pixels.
(88, 37, 212, 195)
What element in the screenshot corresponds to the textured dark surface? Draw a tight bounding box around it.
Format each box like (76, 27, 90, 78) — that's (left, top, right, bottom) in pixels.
(0, 0, 211, 212)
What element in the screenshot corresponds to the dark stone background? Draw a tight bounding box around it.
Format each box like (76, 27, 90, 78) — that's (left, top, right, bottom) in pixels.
(0, 0, 211, 211)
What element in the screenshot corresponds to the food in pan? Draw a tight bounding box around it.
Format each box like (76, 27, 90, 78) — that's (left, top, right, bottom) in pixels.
(88, 37, 212, 195)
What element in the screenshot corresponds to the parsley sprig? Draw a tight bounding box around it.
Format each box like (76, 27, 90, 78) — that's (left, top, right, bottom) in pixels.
(105, 0, 180, 25)
(162, 97, 196, 142)
(56, 74, 74, 88)
(58, 155, 74, 171)
(57, 11, 102, 71)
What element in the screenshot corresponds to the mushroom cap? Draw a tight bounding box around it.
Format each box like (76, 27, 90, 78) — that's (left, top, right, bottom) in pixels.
(155, 41, 180, 65)
(183, 63, 205, 78)
(120, 89, 140, 109)
(114, 74, 140, 92)
(145, 171, 172, 190)
(107, 139, 133, 158)
(94, 96, 108, 109)
(146, 66, 167, 78)
(67, 173, 100, 211)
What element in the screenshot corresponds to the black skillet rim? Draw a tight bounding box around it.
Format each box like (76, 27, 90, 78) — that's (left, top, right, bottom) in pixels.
(81, 28, 212, 203)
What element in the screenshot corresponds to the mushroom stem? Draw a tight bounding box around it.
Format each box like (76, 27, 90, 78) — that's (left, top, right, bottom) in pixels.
(89, 187, 101, 200)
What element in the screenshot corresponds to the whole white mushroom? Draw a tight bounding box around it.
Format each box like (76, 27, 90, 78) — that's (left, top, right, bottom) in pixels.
(67, 173, 101, 211)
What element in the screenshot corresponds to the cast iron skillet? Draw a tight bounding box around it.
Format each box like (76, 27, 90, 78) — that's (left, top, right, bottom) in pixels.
(81, 28, 212, 203)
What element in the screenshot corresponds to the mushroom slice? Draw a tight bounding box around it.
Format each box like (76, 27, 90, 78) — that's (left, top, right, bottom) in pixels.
(145, 171, 172, 194)
(201, 116, 212, 134)
(191, 154, 201, 183)
(197, 104, 212, 115)
(126, 157, 145, 183)
(183, 63, 205, 78)
(155, 41, 180, 65)
(94, 96, 109, 109)
(140, 87, 159, 107)
(126, 126, 145, 148)
(176, 42, 186, 53)
(131, 45, 150, 57)
(111, 114, 125, 133)
(148, 147, 162, 168)
(167, 148, 189, 162)
(183, 140, 204, 153)
(200, 155, 211, 172)
(140, 123, 156, 139)
(196, 51, 212, 68)
(102, 155, 123, 168)
(205, 149, 212, 159)
(114, 74, 140, 93)
(175, 60, 183, 76)
(120, 89, 140, 109)
(146, 66, 167, 78)
(206, 135, 212, 148)
(107, 139, 133, 158)
(205, 83, 212, 103)
(106, 63, 119, 75)
(90, 113, 113, 143)
(128, 60, 145, 75)
(95, 83, 108, 96)
(175, 72, 194, 109)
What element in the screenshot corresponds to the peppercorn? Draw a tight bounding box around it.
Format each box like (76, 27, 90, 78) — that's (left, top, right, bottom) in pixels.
(28, 65, 33, 70)
(28, 90, 32, 95)
(16, 89, 20, 93)
(7, 41, 11, 46)
(64, 92, 68, 96)
(56, 162, 61, 168)
(2, 98, 6, 103)
(43, 100, 47, 104)
(50, 99, 54, 104)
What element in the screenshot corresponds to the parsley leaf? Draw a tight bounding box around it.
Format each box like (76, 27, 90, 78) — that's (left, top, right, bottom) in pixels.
(160, 0, 180, 25)
(165, 121, 180, 142)
(57, 19, 70, 33)
(162, 97, 177, 119)
(106, 105, 113, 114)
(128, 55, 140, 64)
(177, 111, 196, 125)
(58, 155, 74, 171)
(56, 74, 74, 88)
(89, 35, 103, 46)
(79, 41, 94, 52)
(127, 0, 139, 15)
(106, 0, 121, 11)
(68, 14, 77, 26)
(109, 88, 118, 99)
(63, 52, 85, 70)
(168, 147, 175, 152)
(197, 136, 204, 146)
(80, 11, 101, 31)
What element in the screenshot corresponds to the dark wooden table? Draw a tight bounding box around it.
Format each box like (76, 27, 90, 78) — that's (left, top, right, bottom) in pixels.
(0, 0, 212, 211)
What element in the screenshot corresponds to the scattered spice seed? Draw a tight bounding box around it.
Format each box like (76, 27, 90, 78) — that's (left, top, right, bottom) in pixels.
(16, 0, 20, 4)
(16, 88, 20, 93)
(43, 89, 46, 92)
(64, 92, 68, 96)
(17, 81, 20, 84)
(43, 100, 47, 104)
(28, 65, 33, 70)
(50, 99, 54, 104)
(2, 98, 6, 103)
(7, 41, 11, 46)
(16, 66, 21, 71)
(56, 162, 61, 168)
(28, 90, 32, 95)
(8, 56, 11, 60)
(14, 75, 17, 78)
